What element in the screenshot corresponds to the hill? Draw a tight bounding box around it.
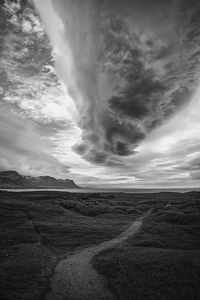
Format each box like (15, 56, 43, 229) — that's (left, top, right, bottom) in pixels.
(0, 170, 78, 189)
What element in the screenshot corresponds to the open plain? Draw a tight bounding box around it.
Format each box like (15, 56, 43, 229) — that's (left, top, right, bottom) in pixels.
(0, 191, 200, 299)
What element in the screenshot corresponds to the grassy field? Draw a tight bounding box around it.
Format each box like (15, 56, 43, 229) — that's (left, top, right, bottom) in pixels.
(0, 190, 150, 300)
(0, 191, 200, 299)
(93, 192, 200, 299)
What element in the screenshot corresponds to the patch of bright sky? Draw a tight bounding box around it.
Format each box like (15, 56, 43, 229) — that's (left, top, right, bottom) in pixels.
(1, 0, 200, 187)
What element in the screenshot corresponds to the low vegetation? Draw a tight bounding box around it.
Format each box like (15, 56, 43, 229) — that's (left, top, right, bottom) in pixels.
(0, 191, 200, 299)
(93, 192, 200, 299)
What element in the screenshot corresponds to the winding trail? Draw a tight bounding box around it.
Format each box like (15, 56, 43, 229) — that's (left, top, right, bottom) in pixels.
(46, 210, 151, 300)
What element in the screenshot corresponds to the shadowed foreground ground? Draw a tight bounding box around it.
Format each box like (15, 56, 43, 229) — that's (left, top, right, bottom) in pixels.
(0, 191, 200, 299)
(46, 211, 151, 300)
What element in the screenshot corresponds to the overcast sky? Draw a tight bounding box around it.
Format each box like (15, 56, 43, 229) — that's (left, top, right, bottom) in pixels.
(0, 0, 200, 188)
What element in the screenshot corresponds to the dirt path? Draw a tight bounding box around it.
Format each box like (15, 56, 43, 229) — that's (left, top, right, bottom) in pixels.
(46, 210, 151, 300)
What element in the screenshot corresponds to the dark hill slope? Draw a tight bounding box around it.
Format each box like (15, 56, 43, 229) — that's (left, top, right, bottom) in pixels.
(0, 171, 78, 189)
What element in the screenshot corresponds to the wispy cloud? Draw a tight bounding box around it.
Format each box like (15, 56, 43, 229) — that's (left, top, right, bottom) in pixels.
(0, 105, 71, 177)
(1, 0, 200, 187)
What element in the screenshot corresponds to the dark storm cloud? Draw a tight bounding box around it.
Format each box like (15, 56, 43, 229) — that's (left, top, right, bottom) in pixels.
(84, 150, 108, 164)
(108, 51, 167, 121)
(34, 0, 200, 166)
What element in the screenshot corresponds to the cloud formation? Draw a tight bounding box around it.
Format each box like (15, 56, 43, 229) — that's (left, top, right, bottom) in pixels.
(0, 105, 71, 177)
(0, 0, 79, 178)
(34, 0, 200, 166)
(1, 0, 200, 187)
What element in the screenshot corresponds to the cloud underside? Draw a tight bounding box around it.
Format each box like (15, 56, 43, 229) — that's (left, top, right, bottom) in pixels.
(35, 0, 200, 167)
(0, 0, 200, 187)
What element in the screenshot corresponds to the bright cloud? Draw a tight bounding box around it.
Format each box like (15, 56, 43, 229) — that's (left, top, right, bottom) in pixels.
(1, 0, 200, 188)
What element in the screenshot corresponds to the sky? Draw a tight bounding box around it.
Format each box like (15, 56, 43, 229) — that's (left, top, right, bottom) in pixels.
(0, 0, 200, 188)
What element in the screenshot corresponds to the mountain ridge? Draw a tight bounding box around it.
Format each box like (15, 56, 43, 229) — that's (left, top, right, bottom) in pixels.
(0, 170, 79, 189)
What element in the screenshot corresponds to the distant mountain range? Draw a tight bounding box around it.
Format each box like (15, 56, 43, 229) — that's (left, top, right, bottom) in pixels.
(0, 171, 79, 189)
